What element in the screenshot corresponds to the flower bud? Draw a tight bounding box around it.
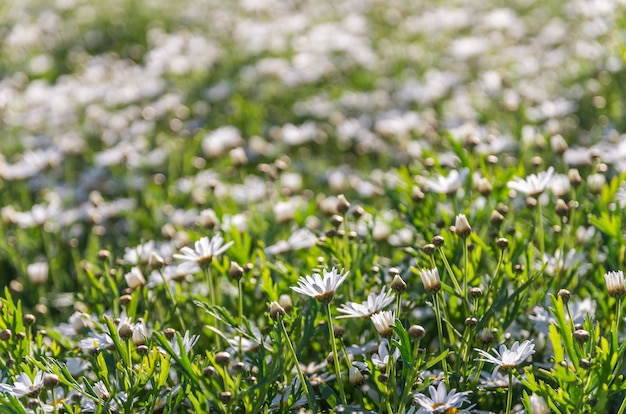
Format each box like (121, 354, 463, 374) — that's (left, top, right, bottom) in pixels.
(465, 317, 478, 327)
(269, 302, 286, 320)
(568, 168, 583, 186)
(391, 275, 407, 293)
(228, 261, 244, 280)
(496, 238, 509, 250)
(555, 199, 569, 217)
(490, 210, 504, 226)
(43, 374, 59, 388)
(557, 289, 571, 303)
(278, 294, 293, 313)
(215, 351, 231, 366)
(455, 214, 472, 238)
(470, 287, 482, 298)
(573, 329, 590, 343)
(422, 243, 436, 255)
(337, 194, 351, 214)
(118, 322, 133, 340)
(349, 366, 364, 386)
(408, 325, 425, 340)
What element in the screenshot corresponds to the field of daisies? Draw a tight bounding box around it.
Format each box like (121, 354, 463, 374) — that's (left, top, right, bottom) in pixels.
(3, 0, 626, 413)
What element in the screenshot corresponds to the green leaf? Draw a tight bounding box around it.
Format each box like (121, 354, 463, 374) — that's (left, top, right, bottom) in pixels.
(391, 319, 413, 365)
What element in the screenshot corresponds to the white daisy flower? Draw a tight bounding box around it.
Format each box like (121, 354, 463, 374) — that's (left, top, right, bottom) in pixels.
(0, 371, 45, 397)
(371, 340, 400, 370)
(173, 234, 233, 265)
(78, 332, 115, 353)
(506, 167, 555, 196)
(147, 261, 200, 288)
(336, 286, 395, 319)
(474, 340, 535, 370)
(422, 168, 468, 195)
(370, 310, 395, 338)
(530, 394, 550, 414)
(413, 382, 472, 413)
(170, 331, 199, 358)
(604, 270, 625, 298)
(291, 267, 349, 303)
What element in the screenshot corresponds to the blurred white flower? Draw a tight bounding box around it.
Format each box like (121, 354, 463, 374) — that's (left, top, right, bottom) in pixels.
(265, 228, 317, 256)
(605, 270, 625, 298)
(27, 261, 49, 285)
(422, 168, 468, 195)
(507, 167, 554, 196)
(124, 267, 146, 289)
(173, 234, 233, 265)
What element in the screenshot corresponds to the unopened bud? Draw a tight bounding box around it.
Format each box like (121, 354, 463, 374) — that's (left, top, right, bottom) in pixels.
(555, 199, 569, 216)
(278, 294, 293, 313)
(269, 302, 286, 320)
(557, 289, 571, 303)
(470, 287, 482, 298)
(573, 329, 590, 343)
(23, 314, 36, 326)
(408, 325, 425, 340)
(422, 243, 436, 255)
(465, 317, 478, 327)
(215, 351, 231, 366)
(455, 214, 472, 238)
(432, 235, 444, 247)
(0, 329, 11, 341)
(163, 328, 176, 340)
(43, 374, 59, 388)
(228, 261, 244, 280)
(490, 211, 504, 227)
(496, 238, 509, 250)
(391, 275, 407, 293)
(568, 169, 582, 186)
(349, 366, 364, 386)
(337, 194, 351, 214)
(330, 215, 344, 228)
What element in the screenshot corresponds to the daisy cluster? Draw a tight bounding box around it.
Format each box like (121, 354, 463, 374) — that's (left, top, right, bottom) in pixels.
(1, 0, 626, 412)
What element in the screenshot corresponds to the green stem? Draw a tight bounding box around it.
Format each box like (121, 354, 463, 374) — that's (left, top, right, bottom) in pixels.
(159, 269, 186, 331)
(238, 279, 244, 356)
(433, 293, 449, 388)
(238, 279, 244, 324)
(326, 302, 347, 405)
(537, 201, 545, 258)
(616, 393, 626, 414)
(203, 265, 219, 348)
(204, 265, 216, 309)
(438, 247, 463, 298)
(395, 295, 402, 321)
(617, 298, 622, 341)
(280, 318, 317, 411)
(398, 340, 422, 413)
(463, 237, 469, 300)
(506, 370, 513, 414)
